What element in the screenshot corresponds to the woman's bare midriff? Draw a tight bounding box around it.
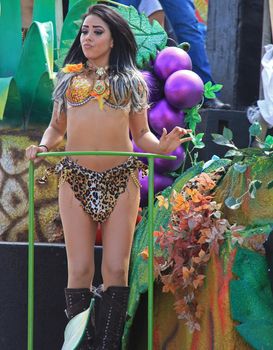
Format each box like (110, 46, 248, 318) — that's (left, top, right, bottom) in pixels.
(65, 100, 133, 171)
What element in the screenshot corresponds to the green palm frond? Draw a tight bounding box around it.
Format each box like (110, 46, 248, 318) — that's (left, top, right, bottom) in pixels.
(0, 78, 22, 126)
(0, 0, 22, 76)
(15, 21, 54, 124)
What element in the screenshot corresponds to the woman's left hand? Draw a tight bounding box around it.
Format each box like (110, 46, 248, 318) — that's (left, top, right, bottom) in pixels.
(158, 127, 192, 154)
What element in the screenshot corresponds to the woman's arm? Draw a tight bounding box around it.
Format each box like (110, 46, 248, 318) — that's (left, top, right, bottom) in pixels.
(39, 102, 67, 150)
(25, 102, 67, 160)
(129, 109, 192, 154)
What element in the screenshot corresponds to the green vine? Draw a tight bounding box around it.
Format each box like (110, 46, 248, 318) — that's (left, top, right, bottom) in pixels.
(211, 122, 273, 209)
(180, 82, 222, 173)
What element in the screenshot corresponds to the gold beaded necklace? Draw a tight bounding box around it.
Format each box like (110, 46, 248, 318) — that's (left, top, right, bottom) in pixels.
(85, 61, 110, 110)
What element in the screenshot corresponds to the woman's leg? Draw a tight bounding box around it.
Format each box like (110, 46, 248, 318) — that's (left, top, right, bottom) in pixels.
(59, 182, 98, 349)
(101, 176, 140, 288)
(94, 176, 140, 350)
(59, 182, 97, 288)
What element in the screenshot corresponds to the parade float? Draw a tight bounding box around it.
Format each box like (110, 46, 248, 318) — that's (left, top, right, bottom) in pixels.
(0, 1, 272, 349)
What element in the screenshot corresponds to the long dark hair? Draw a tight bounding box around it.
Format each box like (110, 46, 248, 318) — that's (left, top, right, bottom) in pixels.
(63, 4, 138, 73)
(54, 4, 148, 113)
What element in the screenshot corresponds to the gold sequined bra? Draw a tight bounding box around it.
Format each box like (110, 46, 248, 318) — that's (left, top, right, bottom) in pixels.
(65, 75, 130, 111)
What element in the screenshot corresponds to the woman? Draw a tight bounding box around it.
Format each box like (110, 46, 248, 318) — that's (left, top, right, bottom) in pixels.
(25, 4, 191, 349)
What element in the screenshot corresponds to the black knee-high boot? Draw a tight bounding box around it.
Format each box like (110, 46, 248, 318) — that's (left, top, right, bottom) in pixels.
(64, 288, 95, 350)
(94, 286, 130, 350)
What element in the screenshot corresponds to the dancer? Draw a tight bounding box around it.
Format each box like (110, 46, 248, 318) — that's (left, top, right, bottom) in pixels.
(25, 4, 191, 349)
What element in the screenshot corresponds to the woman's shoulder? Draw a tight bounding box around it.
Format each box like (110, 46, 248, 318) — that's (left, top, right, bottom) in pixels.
(123, 70, 149, 113)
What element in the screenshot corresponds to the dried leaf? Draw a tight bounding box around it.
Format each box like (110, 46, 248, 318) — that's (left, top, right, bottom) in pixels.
(139, 246, 149, 260)
(156, 195, 169, 209)
(193, 275, 205, 289)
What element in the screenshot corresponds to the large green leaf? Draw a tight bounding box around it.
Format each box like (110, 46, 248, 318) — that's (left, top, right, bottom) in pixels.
(33, 0, 63, 57)
(230, 247, 273, 350)
(15, 21, 54, 124)
(249, 121, 262, 137)
(62, 298, 94, 349)
(116, 6, 167, 67)
(204, 81, 223, 99)
(69, 0, 82, 10)
(211, 133, 238, 149)
(0, 0, 22, 76)
(30, 72, 55, 126)
(263, 135, 273, 149)
(0, 78, 23, 126)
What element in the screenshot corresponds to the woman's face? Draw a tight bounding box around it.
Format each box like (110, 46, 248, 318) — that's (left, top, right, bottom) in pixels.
(80, 14, 113, 66)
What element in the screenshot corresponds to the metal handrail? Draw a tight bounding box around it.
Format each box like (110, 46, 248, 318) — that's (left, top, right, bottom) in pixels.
(28, 151, 176, 350)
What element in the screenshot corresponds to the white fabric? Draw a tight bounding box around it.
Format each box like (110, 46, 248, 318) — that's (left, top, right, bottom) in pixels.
(257, 44, 273, 128)
(247, 105, 263, 124)
(138, 0, 163, 17)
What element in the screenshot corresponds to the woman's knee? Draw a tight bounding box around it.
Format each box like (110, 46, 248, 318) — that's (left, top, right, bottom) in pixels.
(68, 261, 94, 282)
(102, 263, 128, 282)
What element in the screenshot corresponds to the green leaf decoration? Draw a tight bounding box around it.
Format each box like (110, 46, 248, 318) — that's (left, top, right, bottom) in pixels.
(168, 172, 180, 178)
(263, 135, 273, 149)
(0, 0, 22, 76)
(30, 72, 55, 125)
(267, 180, 273, 189)
(205, 81, 212, 89)
(249, 121, 262, 137)
(191, 133, 205, 149)
(204, 81, 223, 99)
(230, 247, 273, 350)
(62, 298, 94, 349)
(178, 41, 190, 52)
(69, 0, 81, 10)
(248, 180, 262, 199)
(233, 163, 248, 173)
(223, 126, 233, 141)
(211, 84, 223, 92)
(33, 0, 63, 58)
(204, 91, 216, 99)
(15, 21, 54, 123)
(224, 150, 243, 157)
(116, 6, 167, 67)
(211, 133, 237, 149)
(224, 196, 242, 209)
(0, 78, 23, 126)
(185, 107, 202, 132)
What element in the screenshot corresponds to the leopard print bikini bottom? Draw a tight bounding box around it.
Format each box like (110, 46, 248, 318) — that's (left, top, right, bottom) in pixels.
(40, 156, 148, 223)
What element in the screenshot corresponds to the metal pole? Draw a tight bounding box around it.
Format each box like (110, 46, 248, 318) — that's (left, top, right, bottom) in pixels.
(147, 157, 154, 350)
(28, 161, 35, 350)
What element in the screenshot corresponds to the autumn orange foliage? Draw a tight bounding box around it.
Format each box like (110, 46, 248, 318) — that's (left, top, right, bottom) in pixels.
(152, 170, 234, 332)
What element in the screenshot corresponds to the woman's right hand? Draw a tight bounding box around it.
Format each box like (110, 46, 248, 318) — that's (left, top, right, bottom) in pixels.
(25, 145, 48, 161)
